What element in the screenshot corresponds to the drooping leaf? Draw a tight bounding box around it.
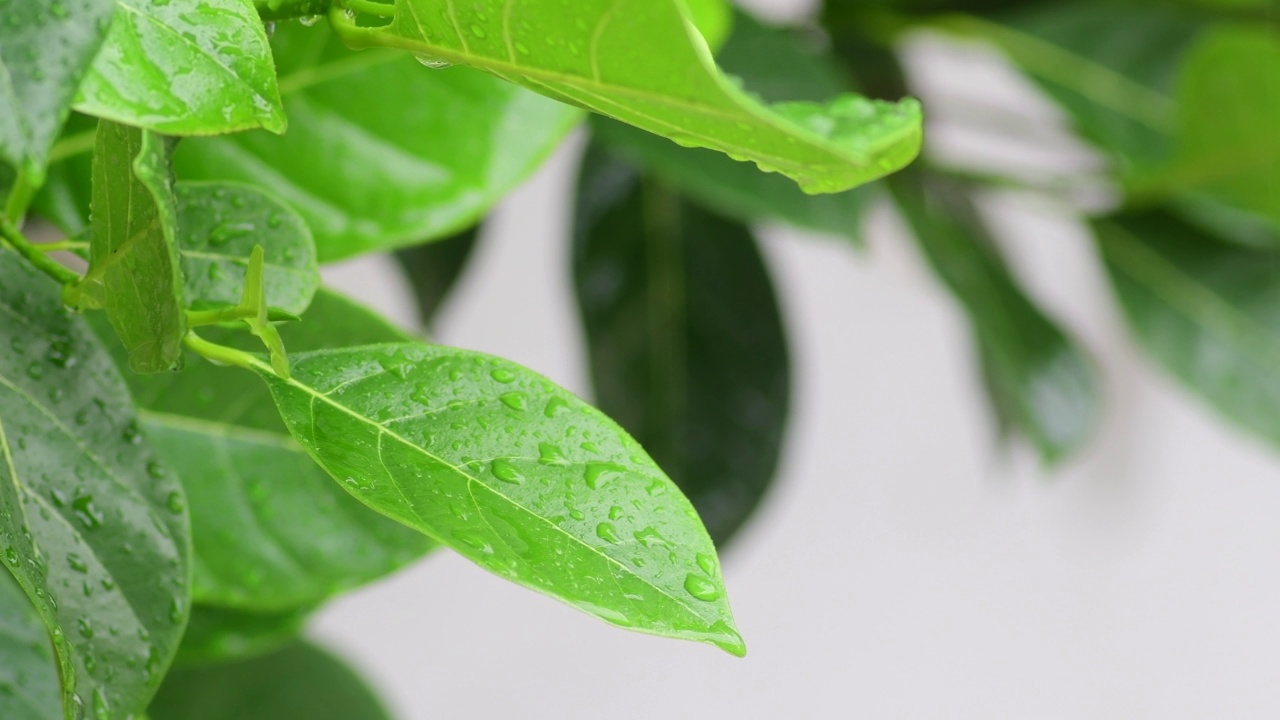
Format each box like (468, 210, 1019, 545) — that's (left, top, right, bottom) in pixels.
(94, 289, 433, 612)
(395, 225, 480, 328)
(176, 182, 319, 315)
(890, 172, 1100, 463)
(334, 0, 923, 195)
(0, 570, 60, 720)
(1168, 26, 1280, 229)
(1095, 208, 1280, 447)
(0, 0, 116, 181)
(82, 121, 187, 374)
(174, 605, 312, 666)
(592, 10, 872, 242)
(76, 0, 286, 135)
(573, 147, 790, 545)
(175, 20, 580, 261)
(150, 641, 391, 720)
(253, 343, 745, 655)
(0, 246, 191, 720)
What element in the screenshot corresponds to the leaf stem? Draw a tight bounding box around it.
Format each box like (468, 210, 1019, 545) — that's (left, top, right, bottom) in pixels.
(0, 218, 82, 287)
(183, 331, 262, 372)
(185, 306, 259, 327)
(4, 170, 36, 221)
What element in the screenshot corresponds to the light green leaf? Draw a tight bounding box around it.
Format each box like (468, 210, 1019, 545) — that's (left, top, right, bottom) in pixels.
(150, 641, 391, 720)
(1167, 26, 1280, 229)
(592, 9, 871, 242)
(76, 0, 285, 135)
(0, 0, 116, 181)
(0, 246, 191, 720)
(175, 19, 580, 261)
(685, 0, 732, 50)
(1095, 208, 1280, 448)
(574, 147, 790, 545)
(891, 172, 1100, 463)
(254, 343, 745, 655)
(335, 0, 923, 195)
(173, 605, 311, 666)
(96, 289, 433, 611)
(0, 571, 59, 720)
(176, 182, 319, 315)
(82, 121, 187, 374)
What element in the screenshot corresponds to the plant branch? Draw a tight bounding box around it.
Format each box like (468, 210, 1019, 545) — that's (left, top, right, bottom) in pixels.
(0, 218, 81, 287)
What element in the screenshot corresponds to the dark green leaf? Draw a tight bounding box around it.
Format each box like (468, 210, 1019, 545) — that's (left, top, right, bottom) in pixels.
(591, 10, 871, 242)
(176, 182, 319, 315)
(253, 343, 745, 655)
(97, 289, 433, 611)
(175, 20, 580, 261)
(337, 0, 923, 195)
(0, 570, 59, 720)
(1095, 208, 1280, 448)
(76, 0, 285, 135)
(174, 605, 311, 666)
(890, 173, 1100, 463)
(0, 246, 191, 720)
(83, 121, 187, 374)
(150, 641, 391, 720)
(1166, 26, 1280, 229)
(0, 0, 116, 181)
(395, 225, 480, 328)
(573, 148, 790, 545)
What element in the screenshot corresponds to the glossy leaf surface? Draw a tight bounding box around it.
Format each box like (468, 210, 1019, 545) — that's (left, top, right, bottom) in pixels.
(395, 224, 480, 328)
(0, 247, 191, 719)
(574, 148, 790, 545)
(176, 182, 319, 315)
(84, 121, 187, 374)
(0, 0, 115, 180)
(0, 571, 59, 720)
(174, 605, 311, 666)
(1095, 209, 1280, 447)
(256, 344, 744, 655)
(592, 10, 871, 242)
(892, 173, 1099, 463)
(337, 0, 923, 195)
(150, 642, 391, 720)
(1171, 26, 1280, 229)
(76, 0, 285, 135)
(98, 290, 433, 611)
(176, 20, 580, 261)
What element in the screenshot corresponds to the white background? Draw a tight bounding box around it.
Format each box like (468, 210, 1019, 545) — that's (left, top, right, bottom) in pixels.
(313, 0, 1280, 716)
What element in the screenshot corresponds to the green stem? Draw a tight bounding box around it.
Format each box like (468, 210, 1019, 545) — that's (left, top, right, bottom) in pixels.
(254, 0, 331, 20)
(185, 306, 258, 327)
(37, 240, 90, 254)
(0, 218, 81, 286)
(4, 170, 36, 221)
(183, 331, 263, 372)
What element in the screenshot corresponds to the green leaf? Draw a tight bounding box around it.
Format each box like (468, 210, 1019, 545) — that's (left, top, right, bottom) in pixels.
(395, 224, 480, 329)
(591, 10, 872, 242)
(0, 0, 116, 181)
(75, 0, 286, 135)
(890, 172, 1100, 463)
(150, 641, 391, 720)
(1095, 208, 1280, 448)
(176, 182, 319, 316)
(1166, 26, 1280, 229)
(573, 148, 790, 545)
(174, 605, 311, 666)
(336, 0, 923, 195)
(254, 343, 745, 655)
(174, 19, 580, 261)
(0, 246, 191, 720)
(95, 289, 433, 611)
(0, 570, 59, 720)
(82, 121, 187, 374)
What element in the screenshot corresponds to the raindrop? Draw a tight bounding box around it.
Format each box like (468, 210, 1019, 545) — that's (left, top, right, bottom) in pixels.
(92, 688, 110, 720)
(490, 459, 524, 485)
(595, 522, 619, 544)
(77, 618, 94, 639)
(499, 391, 528, 412)
(696, 553, 716, 576)
(67, 553, 89, 574)
(584, 462, 626, 489)
(543, 396, 570, 417)
(166, 492, 185, 514)
(633, 526, 669, 548)
(537, 443, 568, 466)
(490, 368, 517, 383)
(415, 55, 453, 69)
(683, 573, 722, 602)
(146, 461, 167, 479)
(298, 14, 321, 26)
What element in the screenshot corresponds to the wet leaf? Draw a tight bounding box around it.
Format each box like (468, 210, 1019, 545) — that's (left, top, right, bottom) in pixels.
(0, 245, 191, 720)
(254, 343, 745, 655)
(0, 571, 60, 720)
(76, 0, 285, 135)
(337, 0, 923, 195)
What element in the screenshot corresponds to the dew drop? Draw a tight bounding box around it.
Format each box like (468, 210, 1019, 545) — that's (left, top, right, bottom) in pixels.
(596, 522, 619, 544)
(490, 458, 524, 485)
(537, 443, 568, 466)
(499, 392, 528, 412)
(66, 553, 88, 574)
(166, 492, 185, 514)
(543, 396, 570, 418)
(77, 618, 94, 639)
(298, 14, 320, 26)
(683, 573, 723, 602)
(92, 688, 110, 720)
(584, 462, 626, 489)
(633, 526, 669, 548)
(146, 461, 167, 479)
(696, 553, 717, 576)
(490, 368, 517, 383)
